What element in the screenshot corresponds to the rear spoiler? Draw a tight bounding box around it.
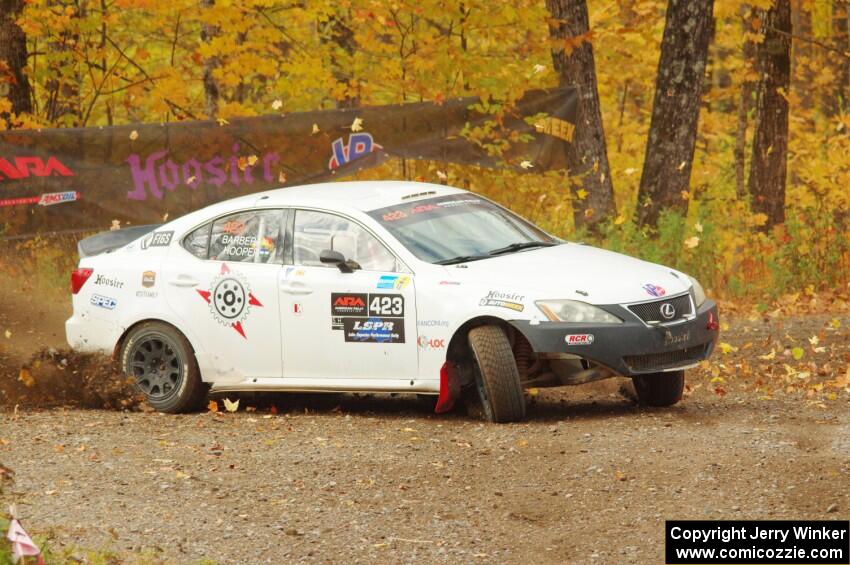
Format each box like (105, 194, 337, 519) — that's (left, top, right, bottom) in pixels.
(77, 224, 162, 258)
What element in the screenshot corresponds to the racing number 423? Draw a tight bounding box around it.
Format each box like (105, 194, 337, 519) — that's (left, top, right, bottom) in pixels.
(370, 295, 403, 316)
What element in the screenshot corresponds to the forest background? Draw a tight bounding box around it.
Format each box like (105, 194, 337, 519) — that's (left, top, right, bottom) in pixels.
(1, 0, 849, 302)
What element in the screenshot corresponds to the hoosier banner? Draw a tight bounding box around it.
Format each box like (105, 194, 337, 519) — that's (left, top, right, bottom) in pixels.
(0, 88, 578, 238)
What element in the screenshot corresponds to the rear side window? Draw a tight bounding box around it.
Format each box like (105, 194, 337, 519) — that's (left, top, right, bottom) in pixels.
(182, 209, 284, 264)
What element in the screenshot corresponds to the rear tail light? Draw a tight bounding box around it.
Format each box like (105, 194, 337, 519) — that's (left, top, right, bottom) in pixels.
(71, 268, 93, 294)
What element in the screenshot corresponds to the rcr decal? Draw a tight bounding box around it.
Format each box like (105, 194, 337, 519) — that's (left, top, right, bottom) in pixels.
(0, 156, 74, 181)
(141, 231, 174, 249)
(90, 294, 117, 310)
(565, 334, 594, 346)
(479, 290, 525, 312)
(196, 263, 263, 339)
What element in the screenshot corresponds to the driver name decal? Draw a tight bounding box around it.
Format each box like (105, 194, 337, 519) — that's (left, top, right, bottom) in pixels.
(196, 263, 263, 338)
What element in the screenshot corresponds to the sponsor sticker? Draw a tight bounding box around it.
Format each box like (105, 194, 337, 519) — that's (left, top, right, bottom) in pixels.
(642, 283, 666, 298)
(293, 303, 302, 316)
(142, 271, 156, 288)
(343, 317, 404, 343)
(135, 290, 157, 298)
(196, 263, 263, 339)
(418, 319, 450, 328)
(331, 293, 368, 316)
(328, 132, 383, 170)
(91, 294, 117, 310)
(0, 156, 74, 181)
(141, 230, 174, 250)
(565, 334, 594, 346)
(0, 191, 81, 208)
(376, 275, 411, 290)
(417, 336, 446, 350)
(331, 293, 405, 343)
(479, 290, 525, 312)
(95, 274, 124, 289)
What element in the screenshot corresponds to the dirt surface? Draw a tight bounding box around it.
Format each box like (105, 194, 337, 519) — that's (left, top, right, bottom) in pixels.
(1, 287, 849, 563)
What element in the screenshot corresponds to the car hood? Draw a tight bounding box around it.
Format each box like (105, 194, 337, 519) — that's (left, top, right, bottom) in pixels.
(441, 243, 692, 305)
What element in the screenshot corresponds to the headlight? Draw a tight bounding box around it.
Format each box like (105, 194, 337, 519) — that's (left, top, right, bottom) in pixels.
(687, 275, 707, 306)
(535, 300, 622, 324)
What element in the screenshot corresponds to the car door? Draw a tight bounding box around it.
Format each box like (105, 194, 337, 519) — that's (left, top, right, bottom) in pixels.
(164, 208, 285, 381)
(279, 208, 418, 382)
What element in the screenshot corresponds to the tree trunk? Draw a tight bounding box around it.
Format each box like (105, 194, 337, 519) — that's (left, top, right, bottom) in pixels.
(0, 0, 32, 116)
(636, 0, 714, 228)
(200, 0, 220, 119)
(748, 0, 791, 230)
(44, 0, 81, 125)
(545, 0, 616, 229)
(325, 11, 359, 109)
(734, 4, 757, 200)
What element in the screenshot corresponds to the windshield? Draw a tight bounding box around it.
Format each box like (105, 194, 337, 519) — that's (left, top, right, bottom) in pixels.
(368, 194, 559, 264)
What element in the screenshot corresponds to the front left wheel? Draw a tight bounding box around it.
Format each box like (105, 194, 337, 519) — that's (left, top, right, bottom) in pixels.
(467, 325, 526, 423)
(120, 321, 208, 413)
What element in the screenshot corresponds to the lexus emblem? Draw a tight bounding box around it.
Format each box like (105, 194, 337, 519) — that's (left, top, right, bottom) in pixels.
(660, 302, 676, 320)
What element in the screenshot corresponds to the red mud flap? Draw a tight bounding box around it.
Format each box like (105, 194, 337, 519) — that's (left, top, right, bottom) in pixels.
(435, 362, 460, 414)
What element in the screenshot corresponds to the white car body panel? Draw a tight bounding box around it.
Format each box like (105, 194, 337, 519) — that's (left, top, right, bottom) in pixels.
(66, 180, 715, 396)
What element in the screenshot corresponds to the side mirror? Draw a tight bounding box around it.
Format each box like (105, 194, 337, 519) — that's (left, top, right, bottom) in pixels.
(320, 249, 355, 273)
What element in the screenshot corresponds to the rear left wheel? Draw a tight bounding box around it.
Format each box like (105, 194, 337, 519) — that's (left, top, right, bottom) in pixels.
(120, 322, 208, 413)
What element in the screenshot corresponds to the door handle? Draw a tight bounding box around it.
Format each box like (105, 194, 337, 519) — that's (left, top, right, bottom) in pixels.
(280, 283, 313, 295)
(168, 275, 200, 287)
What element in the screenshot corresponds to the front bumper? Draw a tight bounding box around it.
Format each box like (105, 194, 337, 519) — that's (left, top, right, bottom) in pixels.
(510, 299, 719, 376)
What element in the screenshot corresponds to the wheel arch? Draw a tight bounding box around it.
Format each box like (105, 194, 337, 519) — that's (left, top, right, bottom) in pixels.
(446, 315, 532, 364)
(113, 317, 201, 362)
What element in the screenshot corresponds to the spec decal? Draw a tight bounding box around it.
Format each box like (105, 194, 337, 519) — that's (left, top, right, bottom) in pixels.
(91, 294, 117, 310)
(95, 274, 124, 289)
(376, 275, 411, 290)
(196, 263, 263, 339)
(565, 334, 594, 345)
(642, 283, 666, 298)
(331, 293, 405, 343)
(479, 290, 525, 312)
(343, 317, 404, 343)
(142, 271, 156, 288)
(141, 230, 174, 249)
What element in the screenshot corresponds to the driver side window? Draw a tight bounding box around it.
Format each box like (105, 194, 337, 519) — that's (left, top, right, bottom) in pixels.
(293, 210, 398, 272)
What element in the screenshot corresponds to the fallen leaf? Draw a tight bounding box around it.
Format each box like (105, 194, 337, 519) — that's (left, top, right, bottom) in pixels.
(808, 335, 819, 346)
(18, 368, 35, 387)
(350, 117, 364, 132)
(223, 398, 239, 413)
(278, 171, 287, 184)
(576, 189, 588, 200)
(695, 222, 704, 233)
(247, 155, 258, 167)
(4, 330, 10, 339)
(684, 236, 700, 249)
(759, 349, 776, 360)
(217, 118, 229, 126)
(533, 63, 546, 74)
(520, 160, 534, 169)
(207, 400, 219, 413)
(311, 123, 320, 134)
(436, 170, 447, 180)
(614, 215, 626, 225)
(129, 130, 139, 141)
(271, 99, 283, 110)
(792, 347, 805, 361)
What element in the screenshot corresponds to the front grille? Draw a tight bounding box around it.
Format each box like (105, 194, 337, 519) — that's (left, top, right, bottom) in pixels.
(623, 344, 706, 372)
(627, 294, 693, 324)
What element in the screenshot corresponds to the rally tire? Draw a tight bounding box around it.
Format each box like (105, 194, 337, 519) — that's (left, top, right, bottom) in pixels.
(632, 370, 685, 407)
(120, 322, 208, 413)
(467, 325, 526, 423)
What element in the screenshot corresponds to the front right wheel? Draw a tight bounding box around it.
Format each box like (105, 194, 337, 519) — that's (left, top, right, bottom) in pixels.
(466, 325, 526, 423)
(632, 370, 684, 407)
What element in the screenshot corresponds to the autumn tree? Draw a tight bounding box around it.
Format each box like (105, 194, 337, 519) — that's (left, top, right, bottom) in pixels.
(200, 0, 220, 118)
(748, 0, 791, 229)
(0, 0, 32, 118)
(637, 0, 714, 228)
(545, 0, 616, 228)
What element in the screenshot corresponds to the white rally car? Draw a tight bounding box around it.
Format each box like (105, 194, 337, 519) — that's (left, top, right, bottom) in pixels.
(66, 181, 719, 422)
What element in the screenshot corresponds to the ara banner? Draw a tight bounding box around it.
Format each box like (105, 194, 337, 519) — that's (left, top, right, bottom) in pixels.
(0, 87, 578, 238)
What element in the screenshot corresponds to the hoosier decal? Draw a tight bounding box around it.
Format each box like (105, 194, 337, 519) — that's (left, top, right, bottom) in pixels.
(479, 290, 525, 312)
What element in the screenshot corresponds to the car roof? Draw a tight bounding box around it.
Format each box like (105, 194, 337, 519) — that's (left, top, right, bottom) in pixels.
(242, 180, 468, 213)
